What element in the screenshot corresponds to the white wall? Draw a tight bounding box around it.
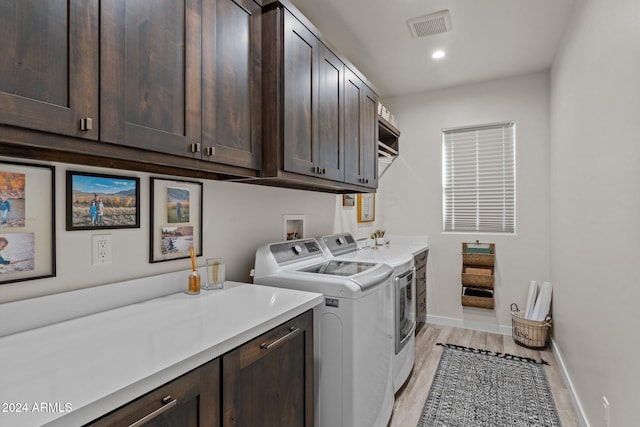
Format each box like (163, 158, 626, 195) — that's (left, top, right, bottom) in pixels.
(380, 71, 551, 331)
(0, 159, 337, 304)
(550, 1, 640, 425)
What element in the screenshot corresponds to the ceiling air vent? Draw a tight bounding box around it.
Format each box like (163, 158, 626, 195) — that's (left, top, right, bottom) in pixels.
(407, 10, 452, 38)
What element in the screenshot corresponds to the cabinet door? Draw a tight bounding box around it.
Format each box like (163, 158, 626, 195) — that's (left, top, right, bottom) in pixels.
(101, 0, 202, 157)
(344, 68, 378, 188)
(282, 10, 318, 177)
(0, 0, 99, 140)
(316, 43, 344, 182)
(223, 310, 313, 427)
(86, 359, 220, 427)
(202, 0, 261, 169)
(361, 87, 379, 188)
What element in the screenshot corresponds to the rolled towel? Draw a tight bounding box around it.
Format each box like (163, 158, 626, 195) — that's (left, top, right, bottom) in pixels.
(531, 281, 553, 321)
(524, 280, 539, 319)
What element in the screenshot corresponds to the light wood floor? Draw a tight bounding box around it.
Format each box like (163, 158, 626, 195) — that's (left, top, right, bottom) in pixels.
(388, 323, 580, 427)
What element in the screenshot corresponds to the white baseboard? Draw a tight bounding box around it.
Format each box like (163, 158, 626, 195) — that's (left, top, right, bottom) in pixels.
(426, 314, 513, 336)
(550, 338, 590, 427)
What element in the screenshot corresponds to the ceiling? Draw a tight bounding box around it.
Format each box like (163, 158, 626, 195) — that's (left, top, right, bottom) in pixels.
(289, 0, 576, 98)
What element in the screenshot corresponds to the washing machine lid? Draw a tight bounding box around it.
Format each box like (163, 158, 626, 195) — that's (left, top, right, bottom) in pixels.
(298, 260, 376, 276)
(320, 233, 414, 270)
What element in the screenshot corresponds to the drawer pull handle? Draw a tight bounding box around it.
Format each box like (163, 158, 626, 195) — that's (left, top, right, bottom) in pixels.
(260, 326, 299, 350)
(128, 396, 177, 427)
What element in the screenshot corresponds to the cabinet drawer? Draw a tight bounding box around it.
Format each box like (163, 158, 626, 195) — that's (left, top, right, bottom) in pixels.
(85, 359, 219, 427)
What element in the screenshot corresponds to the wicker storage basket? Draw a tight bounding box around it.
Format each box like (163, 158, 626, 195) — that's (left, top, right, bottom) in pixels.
(461, 287, 494, 309)
(510, 303, 552, 350)
(462, 243, 495, 267)
(461, 266, 494, 289)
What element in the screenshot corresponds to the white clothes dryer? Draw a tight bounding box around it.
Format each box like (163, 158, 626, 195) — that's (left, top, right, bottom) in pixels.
(319, 233, 416, 393)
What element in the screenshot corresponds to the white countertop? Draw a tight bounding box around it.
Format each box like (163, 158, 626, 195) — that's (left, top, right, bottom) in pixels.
(0, 282, 322, 427)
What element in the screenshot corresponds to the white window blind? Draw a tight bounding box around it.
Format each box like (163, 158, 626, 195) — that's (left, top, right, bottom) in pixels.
(442, 122, 515, 233)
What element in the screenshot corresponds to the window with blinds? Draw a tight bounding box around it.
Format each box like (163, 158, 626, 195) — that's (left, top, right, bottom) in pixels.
(442, 122, 515, 233)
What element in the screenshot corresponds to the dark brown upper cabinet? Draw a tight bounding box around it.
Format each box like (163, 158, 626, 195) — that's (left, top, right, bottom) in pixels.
(202, 0, 262, 170)
(316, 43, 345, 182)
(280, 10, 318, 178)
(261, 3, 375, 192)
(344, 67, 378, 189)
(280, 15, 343, 182)
(0, 0, 99, 140)
(100, 0, 203, 158)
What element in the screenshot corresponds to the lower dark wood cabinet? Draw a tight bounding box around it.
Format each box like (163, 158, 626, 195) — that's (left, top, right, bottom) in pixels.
(222, 310, 313, 427)
(415, 249, 428, 325)
(85, 359, 220, 427)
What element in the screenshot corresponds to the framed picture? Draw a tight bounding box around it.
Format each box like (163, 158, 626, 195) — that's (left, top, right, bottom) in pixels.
(66, 171, 140, 231)
(342, 194, 355, 207)
(283, 214, 305, 241)
(357, 193, 375, 223)
(150, 177, 203, 263)
(0, 160, 55, 285)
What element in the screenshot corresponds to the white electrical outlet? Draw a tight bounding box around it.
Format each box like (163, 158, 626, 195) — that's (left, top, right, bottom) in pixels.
(603, 396, 610, 427)
(92, 234, 112, 265)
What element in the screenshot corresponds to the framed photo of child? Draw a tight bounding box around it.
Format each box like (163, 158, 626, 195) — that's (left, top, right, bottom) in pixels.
(65, 171, 140, 231)
(0, 160, 55, 285)
(149, 177, 203, 263)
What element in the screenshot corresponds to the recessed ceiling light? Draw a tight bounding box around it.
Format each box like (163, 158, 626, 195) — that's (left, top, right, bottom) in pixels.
(432, 50, 446, 59)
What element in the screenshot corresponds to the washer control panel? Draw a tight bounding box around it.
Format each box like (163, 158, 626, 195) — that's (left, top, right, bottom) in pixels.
(271, 239, 323, 264)
(322, 233, 358, 256)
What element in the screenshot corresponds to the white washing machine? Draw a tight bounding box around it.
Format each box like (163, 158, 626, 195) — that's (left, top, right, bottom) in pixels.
(319, 233, 416, 393)
(253, 238, 394, 427)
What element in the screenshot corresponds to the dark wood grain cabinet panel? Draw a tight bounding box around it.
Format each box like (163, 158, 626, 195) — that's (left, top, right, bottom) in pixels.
(100, 0, 202, 157)
(0, 0, 99, 140)
(202, 0, 262, 169)
(281, 10, 345, 182)
(222, 310, 313, 427)
(344, 67, 378, 188)
(85, 359, 220, 427)
(282, 9, 318, 177)
(317, 43, 344, 182)
(414, 249, 428, 325)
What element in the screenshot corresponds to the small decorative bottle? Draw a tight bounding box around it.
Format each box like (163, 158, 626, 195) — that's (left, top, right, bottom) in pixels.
(187, 247, 200, 294)
(188, 270, 201, 294)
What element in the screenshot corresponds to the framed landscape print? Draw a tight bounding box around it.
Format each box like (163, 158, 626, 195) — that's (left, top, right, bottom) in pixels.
(0, 160, 55, 285)
(66, 171, 140, 231)
(150, 177, 203, 263)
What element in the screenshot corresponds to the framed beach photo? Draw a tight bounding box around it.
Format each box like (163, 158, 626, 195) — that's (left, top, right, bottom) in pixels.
(150, 177, 203, 263)
(0, 160, 55, 285)
(66, 171, 140, 231)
